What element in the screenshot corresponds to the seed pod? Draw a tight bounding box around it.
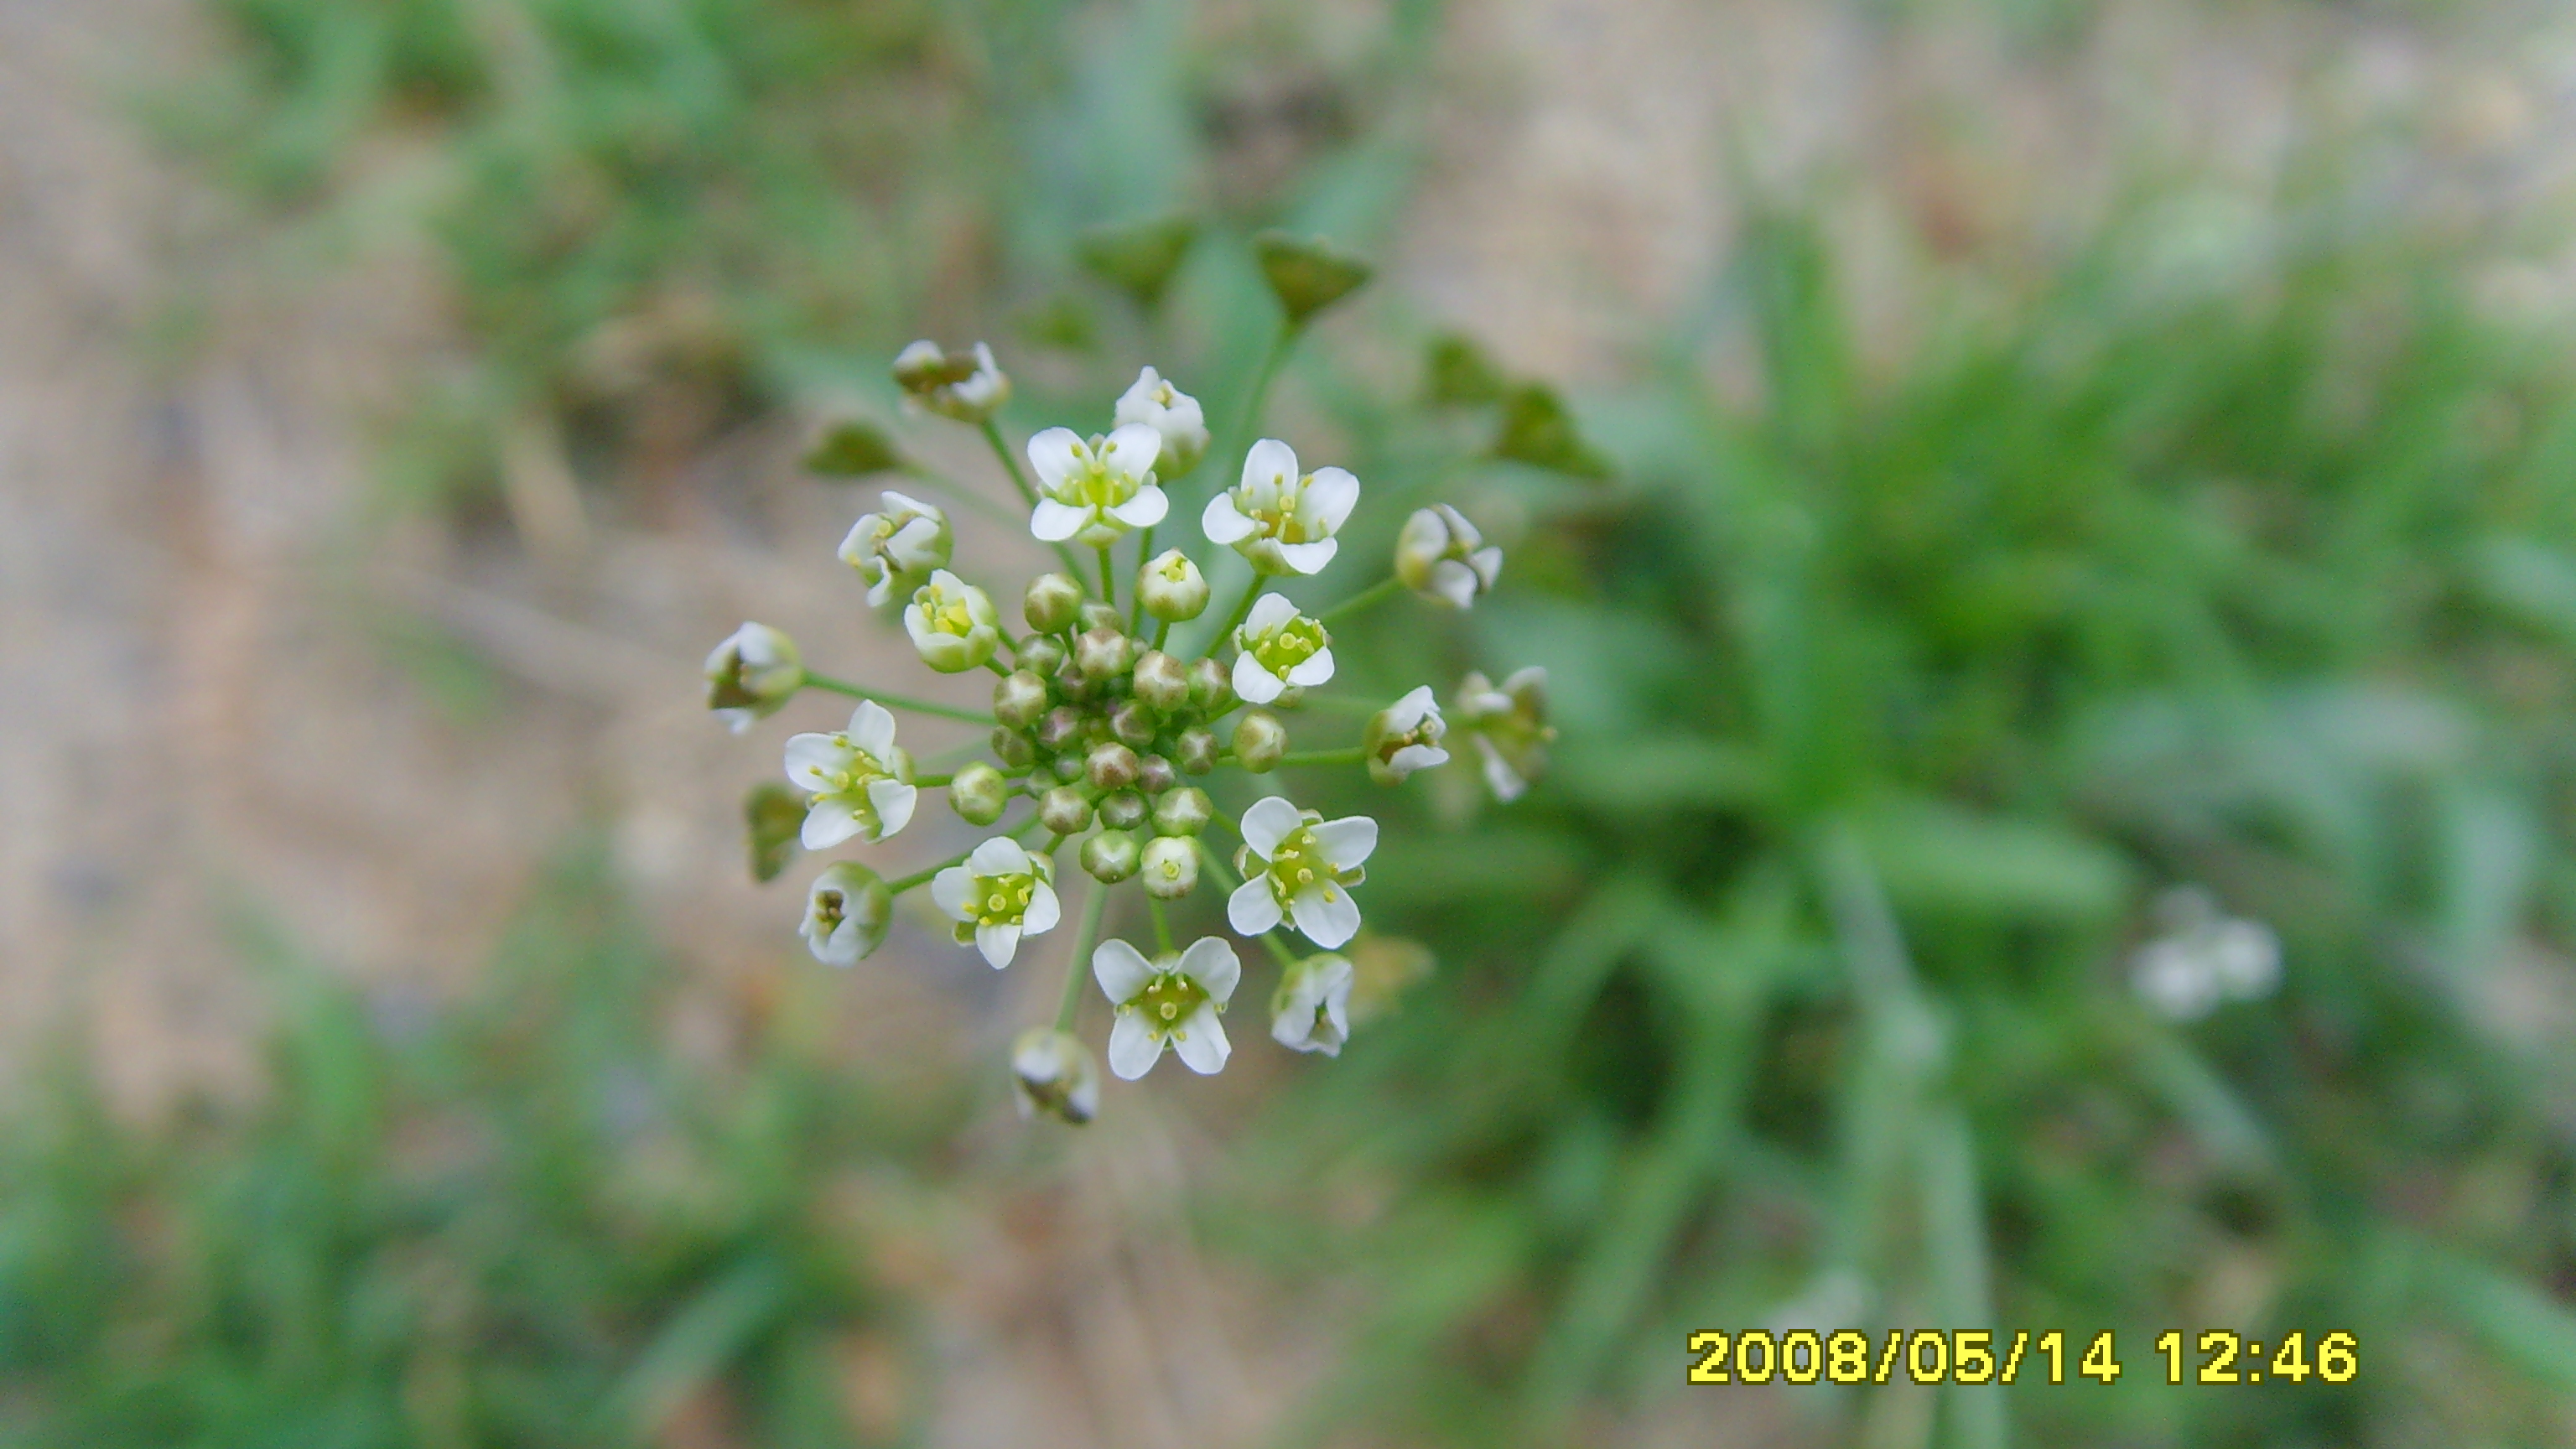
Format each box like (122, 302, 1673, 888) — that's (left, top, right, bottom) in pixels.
(1081, 828, 1141, 883)
(1098, 789, 1149, 831)
(1233, 710, 1287, 771)
(1086, 740, 1141, 792)
(1153, 787, 1213, 838)
(1174, 725, 1219, 775)
(1038, 786, 1095, 836)
(1132, 650, 1191, 714)
(994, 670, 1051, 730)
(1025, 573, 1084, 635)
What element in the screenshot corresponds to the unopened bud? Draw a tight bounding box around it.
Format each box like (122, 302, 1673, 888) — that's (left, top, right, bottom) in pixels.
(1137, 548, 1210, 621)
(1233, 710, 1288, 771)
(1075, 624, 1135, 681)
(1053, 752, 1086, 782)
(1098, 789, 1150, 831)
(1081, 828, 1142, 883)
(1039, 786, 1095, 836)
(1132, 649, 1191, 714)
(1010, 1026, 1099, 1125)
(1174, 725, 1219, 775)
(1153, 787, 1213, 838)
(948, 762, 1012, 826)
(1086, 740, 1141, 792)
(1188, 656, 1236, 714)
(1110, 699, 1159, 749)
(802, 863, 892, 966)
(1053, 659, 1098, 703)
(1078, 601, 1124, 634)
(1018, 632, 1068, 678)
(1140, 836, 1200, 899)
(1136, 753, 1178, 795)
(1024, 573, 1085, 635)
(745, 782, 806, 883)
(1035, 705, 1086, 754)
(994, 670, 1051, 730)
(991, 726, 1037, 769)
(704, 622, 803, 731)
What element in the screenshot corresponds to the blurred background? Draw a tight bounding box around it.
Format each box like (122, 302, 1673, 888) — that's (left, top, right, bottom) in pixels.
(13, 0, 2576, 1443)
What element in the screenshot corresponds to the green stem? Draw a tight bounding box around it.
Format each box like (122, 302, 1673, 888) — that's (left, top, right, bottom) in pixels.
(1284, 694, 1381, 717)
(888, 842, 984, 896)
(1152, 619, 1171, 652)
(1278, 746, 1364, 767)
(1319, 574, 1403, 625)
(1096, 545, 1118, 609)
(1212, 574, 1263, 652)
(1054, 875, 1111, 1033)
(897, 465, 1021, 532)
(1147, 894, 1176, 953)
(982, 657, 1011, 678)
(799, 670, 994, 725)
(1194, 839, 1299, 968)
(1129, 527, 1154, 632)
(913, 772, 954, 788)
(1230, 320, 1298, 465)
(979, 418, 1087, 578)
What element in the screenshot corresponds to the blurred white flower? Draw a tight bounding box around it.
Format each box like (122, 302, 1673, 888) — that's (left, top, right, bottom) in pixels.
(1228, 796, 1375, 948)
(1455, 667, 1555, 802)
(892, 340, 1010, 423)
(931, 836, 1062, 969)
(839, 491, 952, 607)
(1270, 953, 1353, 1056)
(704, 622, 802, 732)
(782, 702, 917, 849)
(1202, 439, 1358, 576)
(2130, 886, 2281, 1021)
(1363, 686, 1450, 785)
(1010, 1026, 1101, 1124)
(1394, 503, 1504, 608)
(1231, 593, 1334, 704)
(1095, 936, 1240, 1078)
(1114, 366, 1209, 476)
(1027, 424, 1166, 547)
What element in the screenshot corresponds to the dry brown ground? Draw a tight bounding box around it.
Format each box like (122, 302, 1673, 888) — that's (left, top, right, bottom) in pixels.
(3, 0, 2568, 1444)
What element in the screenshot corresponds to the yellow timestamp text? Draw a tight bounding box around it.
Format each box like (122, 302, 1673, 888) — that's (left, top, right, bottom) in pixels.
(1685, 1329, 2359, 1387)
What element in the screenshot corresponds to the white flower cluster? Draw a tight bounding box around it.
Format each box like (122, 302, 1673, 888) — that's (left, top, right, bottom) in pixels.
(2129, 886, 2281, 1021)
(704, 336, 1558, 1124)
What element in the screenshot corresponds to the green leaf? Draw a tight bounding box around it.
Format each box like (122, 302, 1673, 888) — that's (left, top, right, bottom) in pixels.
(1489, 384, 1611, 479)
(1073, 212, 1197, 311)
(1421, 332, 1507, 408)
(802, 421, 906, 478)
(1253, 230, 1373, 325)
(1854, 797, 2133, 922)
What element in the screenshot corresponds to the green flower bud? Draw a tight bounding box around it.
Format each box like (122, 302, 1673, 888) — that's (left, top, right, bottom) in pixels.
(1253, 231, 1373, 327)
(1076, 625, 1135, 681)
(949, 762, 1012, 826)
(705, 622, 803, 731)
(1081, 828, 1142, 883)
(1039, 786, 1095, 836)
(1098, 789, 1149, 831)
(1233, 709, 1288, 771)
(1140, 836, 1200, 899)
(1086, 740, 1141, 792)
(1136, 753, 1178, 795)
(1078, 601, 1124, 635)
(903, 571, 1000, 673)
(1174, 725, 1219, 775)
(1153, 786, 1213, 838)
(1188, 656, 1236, 714)
(1053, 659, 1098, 703)
(1019, 632, 1069, 678)
(892, 340, 1010, 423)
(1110, 700, 1160, 750)
(1054, 752, 1086, 782)
(991, 726, 1037, 769)
(994, 669, 1051, 730)
(1130, 649, 1190, 714)
(1025, 573, 1085, 635)
(745, 782, 806, 883)
(1137, 548, 1210, 622)
(1036, 706, 1086, 754)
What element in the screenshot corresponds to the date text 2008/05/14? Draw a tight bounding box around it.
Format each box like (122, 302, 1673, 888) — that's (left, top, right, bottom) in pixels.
(1687, 1329, 2358, 1387)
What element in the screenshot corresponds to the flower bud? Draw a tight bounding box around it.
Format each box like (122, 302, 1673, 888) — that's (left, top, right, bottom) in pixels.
(1079, 600, 1124, 635)
(1153, 786, 1213, 838)
(948, 762, 1013, 826)
(1188, 656, 1236, 714)
(1018, 632, 1069, 678)
(1039, 786, 1095, 836)
(892, 340, 1010, 423)
(839, 491, 953, 607)
(1053, 659, 1098, 703)
(1394, 503, 1504, 610)
(1081, 828, 1142, 883)
(1098, 789, 1150, 831)
(1086, 740, 1141, 792)
(1055, 753, 1087, 783)
(704, 622, 802, 732)
(1010, 1026, 1099, 1125)
(745, 782, 806, 882)
(990, 726, 1037, 769)
(1110, 699, 1160, 750)
(1024, 572, 1085, 635)
(802, 863, 892, 966)
(1132, 650, 1191, 714)
(994, 670, 1051, 730)
(1136, 753, 1178, 795)
(1233, 710, 1288, 771)
(903, 571, 1001, 673)
(1076, 625, 1135, 681)
(1270, 953, 1355, 1055)
(1174, 725, 1219, 775)
(1137, 548, 1210, 621)
(1114, 367, 1210, 474)
(1035, 705, 1086, 754)
(1253, 231, 1373, 327)
(1140, 836, 1200, 899)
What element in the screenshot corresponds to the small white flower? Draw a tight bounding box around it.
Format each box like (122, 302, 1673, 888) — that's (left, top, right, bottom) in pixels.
(1231, 593, 1334, 705)
(1027, 424, 1167, 548)
(801, 862, 892, 966)
(893, 340, 1010, 423)
(2130, 887, 2281, 1021)
(782, 702, 918, 849)
(1394, 503, 1504, 608)
(1270, 953, 1353, 1056)
(839, 491, 953, 607)
(1201, 439, 1359, 575)
(931, 836, 1062, 969)
(1455, 667, 1555, 802)
(1094, 936, 1240, 1078)
(1228, 796, 1376, 949)
(902, 569, 1002, 673)
(704, 622, 802, 733)
(1010, 1026, 1101, 1124)
(1363, 686, 1450, 785)
(1114, 366, 1209, 476)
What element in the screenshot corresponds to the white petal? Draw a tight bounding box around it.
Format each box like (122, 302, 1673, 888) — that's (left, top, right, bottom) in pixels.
(1202, 492, 1258, 544)
(847, 702, 898, 758)
(1430, 559, 1480, 609)
(716, 708, 756, 735)
(1390, 686, 1436, 730)
(1114, 366, 1161, 424)
(1478, 736, 1529, 802)
(975, 922, 1022, 969)
(1240, 797, 1303, 859)
(1303, 466, 1360, 530)
(1311, 816, 1379, 869)
(1093, 938, 1156, 1002)
(783, 734, 844, 792)
(1288, 882, 1362, 949)
(1243, 591, 1299, 634)
(865, 573, 897, 608)
(801, 802, 861, 850)
(887, 516, 946, 569)
(962, 837, 1026, 876)
(1285, 647, 1336, 688)
(1171, 1005, 1230, 1074)
(1242, 439, 1299, 494)
(1103, 422, 1164, 479)
(1273, 538, 1338, 574)
(867, 779, 917, 839)
(1030, 499, 1091, 542)
(1026, 428, 1083, 489)
(1389, 743, 1449, 776)
(1179, 936, 1242, 1005)
(1233, 650, 1283, 704)
(1469, 546, 1504, 588)
(839, 517, 877, 568)
(930, 865, 973, 920)
(1228, 877, 1284, 936)
(1108, 1012, 1164, 1079)
(1108, 486, 1168, 527)
(1021, 880, 1062, 936)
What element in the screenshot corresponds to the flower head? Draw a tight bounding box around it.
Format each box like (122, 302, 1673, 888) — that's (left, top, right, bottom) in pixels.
(801, 862, 892, 966)
(1028, 425, 1166, 547)
(1201, 439, 1358, 576)
(783, 703, 918, 849)
(704, 622, 802, 732)
(1228, 797, 1375, 948)
(839, 491, 953, 607)
(903, 569, 1001, 673)
(1114, 367, 1209, 476)
(2130, 887, 2281, 1021)
(1455, 667, 1555, 801)
(932, 836, 1062, 968)
(893, 340, 1010, 423)
(1231, 593, 1334, 705)
(1394, 503, 1504, 609)
(1363, 686, 1450, 785)
(1010, 1026, 1100, 1124)
(1094, 936, 1240, 1078)
(1270, 953, 1353, 1056)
